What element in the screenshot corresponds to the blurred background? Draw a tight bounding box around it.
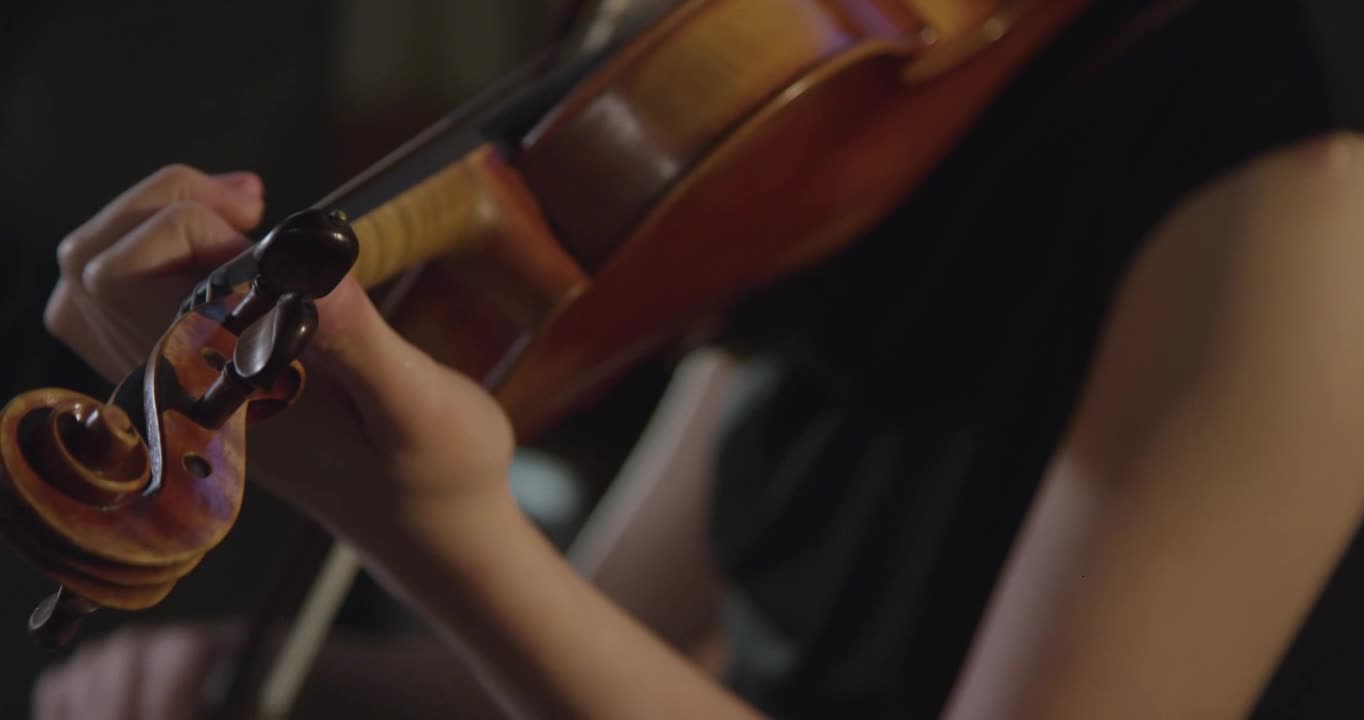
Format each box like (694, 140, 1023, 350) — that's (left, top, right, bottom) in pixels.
(0, 2, 675, 715)
(8, 2, 1361, 718)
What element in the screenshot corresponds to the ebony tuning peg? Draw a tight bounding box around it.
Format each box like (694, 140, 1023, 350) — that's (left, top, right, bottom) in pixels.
(251, 209, 359, 300)
(224, 209, 357, 334)
(233, 294, 318, 387)
(193, 295, 318, 429)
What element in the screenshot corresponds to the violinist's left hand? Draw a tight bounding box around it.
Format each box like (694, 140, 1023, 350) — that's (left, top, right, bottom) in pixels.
(45, 165, 264, 381)
(43, 164, 518, 542)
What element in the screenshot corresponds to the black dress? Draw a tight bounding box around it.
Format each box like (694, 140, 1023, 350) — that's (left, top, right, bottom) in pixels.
(710, 0, 1364, 716)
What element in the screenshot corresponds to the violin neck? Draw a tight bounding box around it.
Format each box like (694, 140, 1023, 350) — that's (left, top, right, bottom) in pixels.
(345, 144, 564, 290)
(306, 43, 611, 295)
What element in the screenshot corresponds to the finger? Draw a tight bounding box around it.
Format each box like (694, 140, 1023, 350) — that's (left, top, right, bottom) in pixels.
(48, 272, 175, 383)
(76, 630, 146, 720)
(67, 201, 253, 380)
(44, 280, 133, 382)
(75, 291, 161, 378)
(140, 625, 221, 720)
(84, 200, 252, 299)
(58, 165, 263, 282)
(307, 277, 510, 454)
(31, 666, 68, 720)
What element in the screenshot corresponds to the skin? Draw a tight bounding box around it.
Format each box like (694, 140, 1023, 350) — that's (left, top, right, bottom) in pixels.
(947, 132, 1364, 718)
(31, 132, 1364, 718)
(35, 166, 747, 719)
(31, 351, 738, 720)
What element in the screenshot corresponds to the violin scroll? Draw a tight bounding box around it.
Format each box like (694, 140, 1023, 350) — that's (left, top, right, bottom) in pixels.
(0, 391, 154, 646)
(0, 209, 358, 647)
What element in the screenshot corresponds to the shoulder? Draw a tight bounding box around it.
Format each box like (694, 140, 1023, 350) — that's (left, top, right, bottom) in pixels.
(1069, 132, 1364, 473)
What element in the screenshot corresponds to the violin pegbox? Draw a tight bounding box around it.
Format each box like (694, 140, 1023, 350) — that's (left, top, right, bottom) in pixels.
(0, 209, 358, 647)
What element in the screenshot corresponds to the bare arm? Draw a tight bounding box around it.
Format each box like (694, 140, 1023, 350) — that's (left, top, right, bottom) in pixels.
(32, 348, 740, 719)
(946, 132, 1364, 718)
(302, 345, 752, 719)
(354, 490, 754, 720)
(292, 349, 738, 717)
(292, 350, 738, 717)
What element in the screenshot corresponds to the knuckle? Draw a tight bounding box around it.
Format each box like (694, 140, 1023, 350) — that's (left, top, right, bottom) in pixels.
(42, 290, 71, 339)
(91, 201, 204, 290)
(156, 200, 210, 236)
(148, 163, 201, 196)
(107, 627, 145, 657)
(55, 232, 87, 277)
(89, 628, 148, 674)
(155, 200, 219, 247)
(80, 248, 134, 300)
(81, 257, 111, 298)
(140, 164, 208, 208)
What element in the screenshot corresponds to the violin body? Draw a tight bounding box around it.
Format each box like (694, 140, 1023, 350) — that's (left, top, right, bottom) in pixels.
(346, 0, 1086, 438)
(0, 0, 1094, 642)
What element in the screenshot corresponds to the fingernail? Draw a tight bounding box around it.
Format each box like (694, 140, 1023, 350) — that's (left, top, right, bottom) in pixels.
(214, 171, 263, 198)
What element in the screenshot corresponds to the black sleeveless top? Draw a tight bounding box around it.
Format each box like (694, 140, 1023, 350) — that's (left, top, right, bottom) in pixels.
(710, 0, 1364, 716)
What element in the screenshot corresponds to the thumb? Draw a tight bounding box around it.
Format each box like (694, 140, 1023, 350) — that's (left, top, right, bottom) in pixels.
(306, 277, 513, 455)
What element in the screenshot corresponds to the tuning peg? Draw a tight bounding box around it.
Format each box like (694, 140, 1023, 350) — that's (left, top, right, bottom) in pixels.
(254, 209, 359, 299)
(193, 295, 318, 429)
(223, 210, 357, 334)
(234, 294, 318, 386)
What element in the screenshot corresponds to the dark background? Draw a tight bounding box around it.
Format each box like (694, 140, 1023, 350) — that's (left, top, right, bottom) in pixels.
(0, 3, 578, 715)
(5, 2, 1364, 718)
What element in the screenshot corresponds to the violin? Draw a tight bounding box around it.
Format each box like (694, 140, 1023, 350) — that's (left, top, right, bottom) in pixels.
(0, 0, 1185, 713)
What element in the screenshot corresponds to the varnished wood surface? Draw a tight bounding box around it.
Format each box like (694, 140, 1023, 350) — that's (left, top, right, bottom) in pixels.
(0, 0, 1105, 620)
(276, 0, 1090, 439)
(350, 145, 577, 291)
(499, 0, 1083, 435)
(0, 308, 259, 609)
(340, 0, 1085, 438)
(349, 145, 589, 388)
(517, 0, 930, 268)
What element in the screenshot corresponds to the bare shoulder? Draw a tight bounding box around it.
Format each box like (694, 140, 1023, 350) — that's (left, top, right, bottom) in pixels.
(1069, 132, 1364, 471)
(946, 134, 1364, 720)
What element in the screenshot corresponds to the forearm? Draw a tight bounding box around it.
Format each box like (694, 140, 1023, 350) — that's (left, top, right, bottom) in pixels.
(353, 492, 759, 720)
